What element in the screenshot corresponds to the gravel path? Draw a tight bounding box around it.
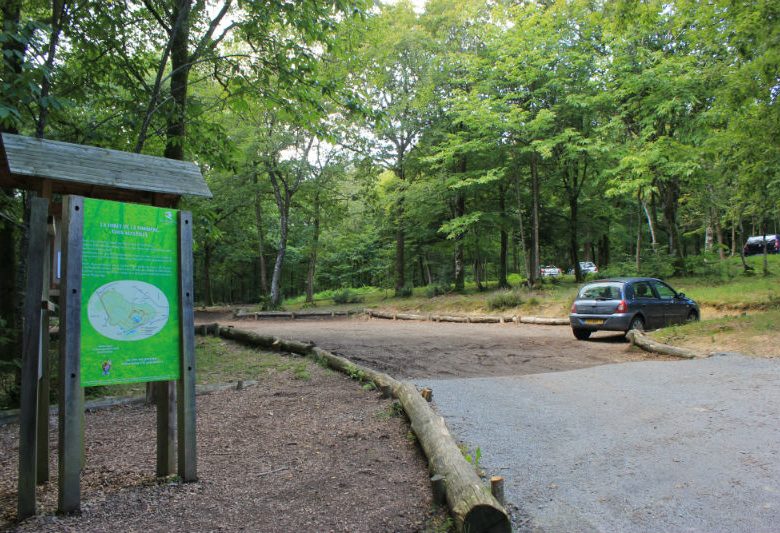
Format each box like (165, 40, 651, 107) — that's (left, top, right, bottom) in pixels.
(418, 355, 780, 532)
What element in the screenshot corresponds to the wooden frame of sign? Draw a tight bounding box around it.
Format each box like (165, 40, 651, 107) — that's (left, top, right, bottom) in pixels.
(3, 133, 210, 519)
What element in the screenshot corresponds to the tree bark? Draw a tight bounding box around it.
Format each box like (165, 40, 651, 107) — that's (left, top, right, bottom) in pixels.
(636, 195, 642, 272)
(453, 192, 466, 291)
(269, 191, 289, 307)
(163, 0, 192, 161)
(253, 173, 268, 295)
(305, 191, 321, 304)
(529, 153, 541, 286)
(35, 0, 68, 139)
(641, 198, 657, 251)
(513, 169, 529, 279)
(569, 193, 581, 282)
(498, 185, 509, 289)
(203, 244, 213, 306)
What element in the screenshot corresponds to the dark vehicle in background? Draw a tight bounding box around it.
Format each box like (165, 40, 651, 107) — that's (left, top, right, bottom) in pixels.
(743, 235, 780, 256)
(569, 278, 699, 340)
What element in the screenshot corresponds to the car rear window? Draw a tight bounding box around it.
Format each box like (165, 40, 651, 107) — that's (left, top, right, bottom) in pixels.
(578, 282, 622, 300)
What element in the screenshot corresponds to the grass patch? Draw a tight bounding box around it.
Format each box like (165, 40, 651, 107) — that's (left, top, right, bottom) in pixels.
(0, 337, 313, 409)
(650, 309, 780, 356)
(195, 336, 311, 384)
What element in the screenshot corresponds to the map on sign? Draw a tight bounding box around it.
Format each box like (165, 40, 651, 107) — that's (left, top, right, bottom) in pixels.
(87, 280, 170, 341)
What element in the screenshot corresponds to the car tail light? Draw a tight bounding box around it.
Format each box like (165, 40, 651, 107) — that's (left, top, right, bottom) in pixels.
(570, 302, 577, 313)
(615, 300, 628, 313)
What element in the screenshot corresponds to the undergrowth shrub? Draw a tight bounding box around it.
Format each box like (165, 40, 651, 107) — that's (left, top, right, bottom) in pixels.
(487, 290, 523, 310)
(425, 284, 450, 298)
(332, 289, 364, 304)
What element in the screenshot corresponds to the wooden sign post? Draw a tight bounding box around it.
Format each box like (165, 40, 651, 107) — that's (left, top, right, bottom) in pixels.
(55, 196, 198, 513)
(2, 133, 210, 519)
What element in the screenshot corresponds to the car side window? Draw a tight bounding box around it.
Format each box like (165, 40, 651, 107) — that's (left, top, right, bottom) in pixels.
(633, 282, 656, 299)
(653, 282, 676, 300)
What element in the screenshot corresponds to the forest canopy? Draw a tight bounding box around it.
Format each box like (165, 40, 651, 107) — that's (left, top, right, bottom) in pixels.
(1, 0, 779, 317)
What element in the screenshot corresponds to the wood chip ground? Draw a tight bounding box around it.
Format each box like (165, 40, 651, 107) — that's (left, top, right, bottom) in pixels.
(1, 361, 448, 532)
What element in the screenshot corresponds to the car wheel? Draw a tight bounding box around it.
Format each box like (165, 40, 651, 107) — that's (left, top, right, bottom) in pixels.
(686, 311, 699, 322)
(628, 316, 645, 333)
(572, 328, 591, 340)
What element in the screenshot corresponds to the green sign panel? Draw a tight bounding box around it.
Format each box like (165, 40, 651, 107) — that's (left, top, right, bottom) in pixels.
(80, 198, 181, 386)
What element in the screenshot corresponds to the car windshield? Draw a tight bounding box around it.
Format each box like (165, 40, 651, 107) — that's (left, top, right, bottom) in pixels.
(578, 282, 622, 300)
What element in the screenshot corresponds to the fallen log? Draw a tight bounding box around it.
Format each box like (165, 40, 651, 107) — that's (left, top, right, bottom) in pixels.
(627, 330, 707, 359)
(198, 324, 510, 532)
(395, 382, 510, 533)
(395, 312, 427, 321)
(467, 316, 502, 324)
(519, 316, 569, 325)
(432, 315, 470, 323)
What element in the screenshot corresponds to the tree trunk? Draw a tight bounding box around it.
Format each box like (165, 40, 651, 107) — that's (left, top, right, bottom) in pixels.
(513, 171, 529, 279)
(422, 254, 433, 285)
(453, 192, 466, 291)
(270, 201, 289, 307)
(530, 154, 541, 286)
(163, 0, 192, 161)
(636, 195, 642, 272)
(394, 220, 405, 294)
(641, 198, 657, 251)
(498, 185, 509, 289)
(305, 192, 321, 304)
(35, 0, 68, 139)
(253, 174, 268, 295)
(715, 216, 725, 261)
(203, 244, 213, 306)
(569, 194, 581, 282)
(659, 178, 684, 260)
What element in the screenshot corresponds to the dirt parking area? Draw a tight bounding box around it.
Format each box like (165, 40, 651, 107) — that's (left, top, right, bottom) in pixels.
(213, 315, 669, 379)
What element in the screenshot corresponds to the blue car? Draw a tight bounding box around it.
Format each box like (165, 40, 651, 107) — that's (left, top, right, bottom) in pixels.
(569, 277, 699, 340)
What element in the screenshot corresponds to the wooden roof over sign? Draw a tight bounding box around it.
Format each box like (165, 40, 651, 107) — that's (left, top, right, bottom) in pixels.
(0, 133, 212, 201)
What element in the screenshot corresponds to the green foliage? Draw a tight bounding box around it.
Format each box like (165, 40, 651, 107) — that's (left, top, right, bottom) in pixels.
(396, 285, 414, 298)
(332, 289, 364, 305)
(460, 445, 482, 470)
(487, 290, 523, 310)
(425, 284, 451, 298)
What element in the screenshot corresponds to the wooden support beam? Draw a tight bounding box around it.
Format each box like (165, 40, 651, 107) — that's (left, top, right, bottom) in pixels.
(17, 197, 49, 519)
(58, 195, 84, 514)
(177, 211, 197, 481)
(156, 381, 176, 476)
(37, 218, 54, 485)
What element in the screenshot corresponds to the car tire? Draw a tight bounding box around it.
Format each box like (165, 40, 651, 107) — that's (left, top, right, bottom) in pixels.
(628, 316, 645, 333)
(686, 311, 699, 322)
(572, 328, 591, 340)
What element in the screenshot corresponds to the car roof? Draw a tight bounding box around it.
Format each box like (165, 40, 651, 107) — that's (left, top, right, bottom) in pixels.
(582, 277, 661, 284)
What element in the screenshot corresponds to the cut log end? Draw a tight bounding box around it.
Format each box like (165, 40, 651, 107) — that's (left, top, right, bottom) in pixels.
(420, 387, 433, 402)
(464, 504, 512, 533)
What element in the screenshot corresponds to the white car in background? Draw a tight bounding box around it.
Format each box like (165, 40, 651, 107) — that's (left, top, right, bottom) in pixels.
(540, 265, 562, 277)
(569, 261, 598, 275)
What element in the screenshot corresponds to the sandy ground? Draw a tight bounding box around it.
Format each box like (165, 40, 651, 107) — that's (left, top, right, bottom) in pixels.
(211, 314, 671, 379)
